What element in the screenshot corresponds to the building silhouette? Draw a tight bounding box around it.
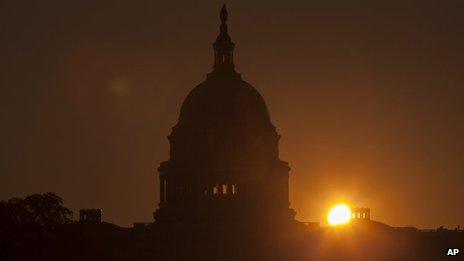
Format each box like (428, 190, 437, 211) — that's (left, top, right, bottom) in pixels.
(79, 209, 102, 223)
(352, 207, 370, 221)
(153, 5, 296, 228)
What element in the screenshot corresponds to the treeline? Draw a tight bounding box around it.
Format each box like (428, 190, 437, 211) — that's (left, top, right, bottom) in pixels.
(0, 192, 73, 231)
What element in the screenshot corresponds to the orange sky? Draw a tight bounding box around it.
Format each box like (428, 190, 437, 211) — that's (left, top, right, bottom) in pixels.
(1, 1, 463, 228)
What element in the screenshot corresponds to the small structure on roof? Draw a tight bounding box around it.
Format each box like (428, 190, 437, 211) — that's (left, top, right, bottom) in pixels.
(79, 209, 102, 223)
(351, 207, 370, 221)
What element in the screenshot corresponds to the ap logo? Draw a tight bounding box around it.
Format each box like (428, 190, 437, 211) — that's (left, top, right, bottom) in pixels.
(446, 248, 460, 256)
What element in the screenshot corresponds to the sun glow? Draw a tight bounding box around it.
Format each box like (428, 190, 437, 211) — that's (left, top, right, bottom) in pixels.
(328, 204, 352, 226)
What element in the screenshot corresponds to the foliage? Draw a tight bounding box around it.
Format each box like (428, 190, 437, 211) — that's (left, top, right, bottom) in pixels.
(0, 192, 73, 229)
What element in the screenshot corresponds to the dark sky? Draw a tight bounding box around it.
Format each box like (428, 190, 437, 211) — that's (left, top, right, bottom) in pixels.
(1, 0, 463, 228)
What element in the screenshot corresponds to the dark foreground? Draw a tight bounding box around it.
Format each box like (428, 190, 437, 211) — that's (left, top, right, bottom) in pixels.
(1, 220, 462, 260)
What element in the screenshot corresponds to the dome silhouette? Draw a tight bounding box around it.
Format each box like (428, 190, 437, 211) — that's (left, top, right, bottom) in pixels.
(177, 78, 272, 130)
(154, 5, 294, 224)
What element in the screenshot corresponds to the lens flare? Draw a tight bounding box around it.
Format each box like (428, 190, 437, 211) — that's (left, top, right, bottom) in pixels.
(328, 204, 352, 226)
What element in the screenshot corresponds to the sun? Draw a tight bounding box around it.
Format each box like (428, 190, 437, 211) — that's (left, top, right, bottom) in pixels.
(328, 204, 352, 226)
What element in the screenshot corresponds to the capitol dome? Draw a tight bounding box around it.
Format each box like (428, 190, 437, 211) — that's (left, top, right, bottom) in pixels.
(167, 6, 280, 166)
(177, 77, 274, 134)
(154, 5, 294, 225)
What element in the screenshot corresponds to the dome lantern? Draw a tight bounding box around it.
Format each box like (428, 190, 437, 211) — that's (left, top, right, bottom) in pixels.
(212, 5, 236, 73)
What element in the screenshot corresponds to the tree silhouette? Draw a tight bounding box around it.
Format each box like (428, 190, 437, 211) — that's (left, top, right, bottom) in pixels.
(0, 192, 72, 230)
